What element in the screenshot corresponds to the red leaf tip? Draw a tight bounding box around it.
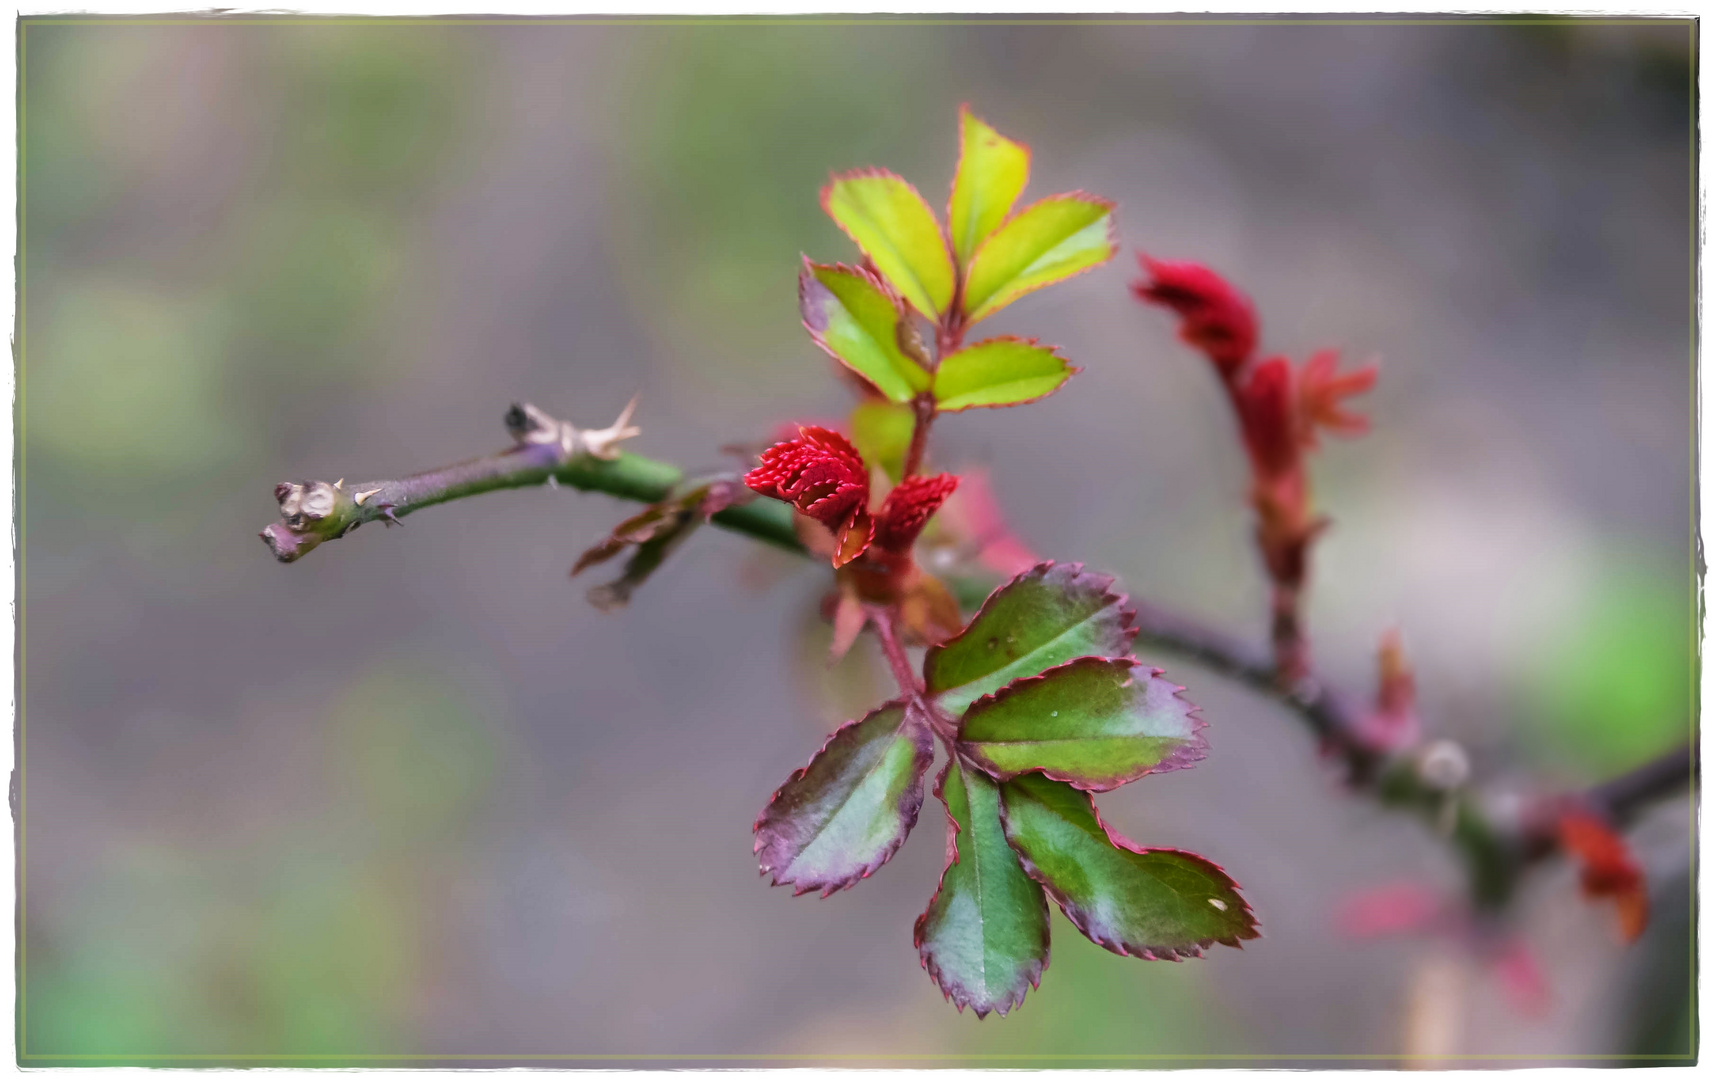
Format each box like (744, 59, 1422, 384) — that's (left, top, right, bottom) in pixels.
(1132, 253, 1258, 375)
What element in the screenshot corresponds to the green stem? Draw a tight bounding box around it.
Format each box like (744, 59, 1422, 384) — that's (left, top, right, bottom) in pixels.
(259, 404, 802, 563)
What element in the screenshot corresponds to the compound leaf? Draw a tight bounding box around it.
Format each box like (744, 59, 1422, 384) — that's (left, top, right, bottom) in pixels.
(800, 260, 931, 404)
(959, 657, 1205, 791)
(915, 758, 1050, 1018)
(999, 773, 1259, 958)
(924, 562, 1136, 716)
(934, 337, 1076, 412)
(755, 702, 933, 896)
(822, 169, 956, 319)
(948, 106, 1031, 268)
(963, 193, 1117, 323)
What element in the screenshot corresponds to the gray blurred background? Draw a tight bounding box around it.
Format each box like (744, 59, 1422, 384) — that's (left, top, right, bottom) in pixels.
(17, 15, 1695, 1065)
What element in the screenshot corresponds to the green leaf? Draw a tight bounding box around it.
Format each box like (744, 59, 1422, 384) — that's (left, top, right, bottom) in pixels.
(755, 702, 934, 896)
(849, 398, 915, 483)
(959, 657, 1204, 791)
(799, 261, 931, 404)
(822, 169, 956, 319)
(924, 562, 1135, 716)
(933, 336, 1077, 412)
(948, 106, 1030, 268)
(999, 774, 1259, 958)
(915, 758, 1050, 1018)
(962, 193, 1117, 323)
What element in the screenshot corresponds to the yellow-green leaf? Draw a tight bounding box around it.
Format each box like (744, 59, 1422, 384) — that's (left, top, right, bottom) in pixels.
(948, 106, 1030, 268)
(822, 169, 956, 319)
(849, 398, 915, 482)
(962, 194, 1117, 323)
(800, 261, 931, 403)
(933, 336, 1076, 412)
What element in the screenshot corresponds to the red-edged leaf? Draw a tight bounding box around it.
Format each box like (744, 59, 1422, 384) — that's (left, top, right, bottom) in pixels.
(799, 260, 931, 404)
(958, 657, 1205, 791)
(924, 561, 1137, 716)
(998, 773, 1259, 958)
(948, 105, 1031, 268)
(821, 168, 956, 319)
(932, 337, 1078, 412)
(755, 702, 934, 896)
(962, 192, 1117, 323)
(915, 758, 1050, 1018)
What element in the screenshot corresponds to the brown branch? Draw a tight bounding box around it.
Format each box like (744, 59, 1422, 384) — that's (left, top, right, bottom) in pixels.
(1132, 598, 1695, 906)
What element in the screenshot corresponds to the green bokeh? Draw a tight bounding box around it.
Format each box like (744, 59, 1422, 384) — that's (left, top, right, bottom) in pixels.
(1515, 548, 1693, 775)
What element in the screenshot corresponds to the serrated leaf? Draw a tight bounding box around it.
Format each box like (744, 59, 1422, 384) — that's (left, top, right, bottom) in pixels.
(959, 657, 1205, 791)
(924, 562, 1135, 716)
(800, 261, 931, 404)
(999, 773, 1259, 958)
(948, 106, 1031, 268)
(915, 758, 1050, 1018)
(933, 337, 1076, 412)
(822, 169, 956, 319)
(849, 398, 915, 482)
(962, 193, 1117, 323)
(755, 702, 934, 896)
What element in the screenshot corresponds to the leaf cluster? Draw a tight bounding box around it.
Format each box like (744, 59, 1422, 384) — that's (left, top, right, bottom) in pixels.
(755, 563, 1258, 1017)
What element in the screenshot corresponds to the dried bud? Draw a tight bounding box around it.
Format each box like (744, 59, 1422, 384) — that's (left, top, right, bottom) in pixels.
(298, 481, 339, 521)
(1416, 740, 1470, 792)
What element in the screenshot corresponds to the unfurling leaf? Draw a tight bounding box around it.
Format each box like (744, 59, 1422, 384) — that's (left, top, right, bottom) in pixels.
(933, 337, 1077, 412)
(962, 193, 1116, 323)
(958, 657, 1204, 791)
(755, 702, 934, 896)
(822, 169, 956, 320)
(745, 426, 874, 568)
(924, 562, 1136, 716)
(849, 398, 916, 482)
(1557, 809, 1649, 943)
(800, 261, 931, 404)
(572, 478, 746, 610)
(1297, 348, 1378, 447)
(916, 758, 1049, 1017)
(999, 773, 1259, 957)
(1131, 255, 1258, 376)
(874, 474, 961, 553)
(948, 106, 1031, 268)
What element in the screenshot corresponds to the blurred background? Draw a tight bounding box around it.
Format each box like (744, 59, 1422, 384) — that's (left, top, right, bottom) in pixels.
(16, 15, 1695, 1066)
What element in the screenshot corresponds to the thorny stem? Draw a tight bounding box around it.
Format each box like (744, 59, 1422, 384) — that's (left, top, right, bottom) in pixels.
(259, 409, 1695, 909)
(259, 402, 800, 563)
